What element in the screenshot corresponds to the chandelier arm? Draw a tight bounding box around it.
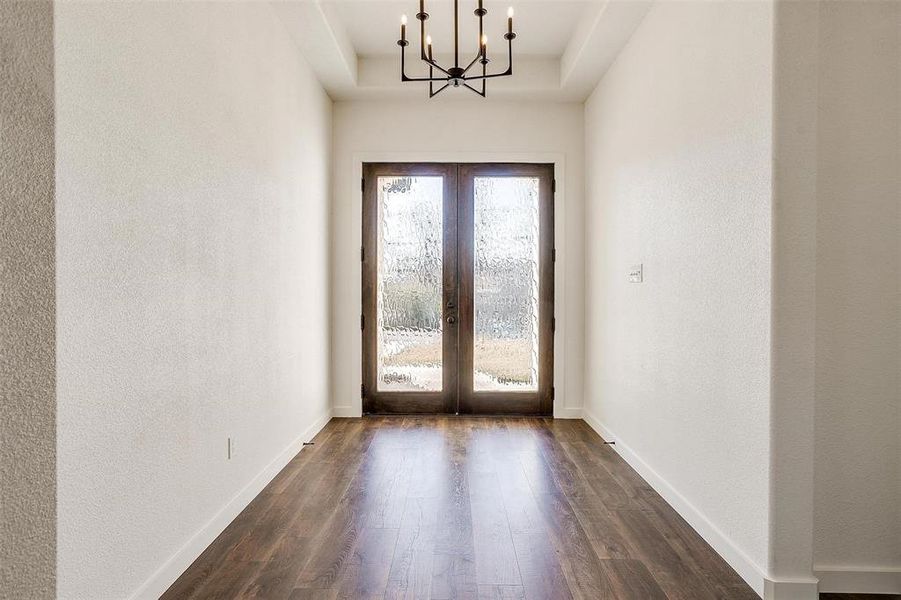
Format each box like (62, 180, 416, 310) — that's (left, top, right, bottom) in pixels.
(404, 74, 456, 82)
(481, 61, 487, 96)
(429, 83, 450, 98)
(462, 82, 486, 97)
(463, 60, 487, 96)
(465, 0, 485, 78)
(460, 37, 513, 81)
(400, 41, 408, 80)
(461, 52, 483, 77)
(461, 70, 510, 81)
(421, 57, 453, 77)
(401, 41, 453, 81)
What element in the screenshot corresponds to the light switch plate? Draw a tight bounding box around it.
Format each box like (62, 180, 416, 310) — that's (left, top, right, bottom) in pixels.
(628, 264, 643, 283)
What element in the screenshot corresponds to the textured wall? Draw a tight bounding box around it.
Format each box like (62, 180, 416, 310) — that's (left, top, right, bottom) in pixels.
(54, 3, 332, 598)
(330, 100, 585, 418)
(813, 0, 901, 575)
(583, 0, 773, 585)
(0, 2, 56, 598)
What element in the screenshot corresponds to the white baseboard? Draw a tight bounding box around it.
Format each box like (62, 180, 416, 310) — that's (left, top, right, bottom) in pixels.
(763, 578, 819, 600)
(815, 566, 901, 594)
(553, 406, 583, 419)
(128, 409, 333, 600)
(582, 411, 769, 598)
(331, 405, 362, 417)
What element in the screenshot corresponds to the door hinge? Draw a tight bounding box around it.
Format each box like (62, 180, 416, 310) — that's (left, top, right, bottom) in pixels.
(361, 177, 365, 192)
(552, 179, 556, 194)
(552, 317, 556, 333)
(552, 248, 556, 262)
(550, 386, 555, 400)
(361, 246, 365, 262)
(360, 314, 365, 330)
(361, 383, 365, 397)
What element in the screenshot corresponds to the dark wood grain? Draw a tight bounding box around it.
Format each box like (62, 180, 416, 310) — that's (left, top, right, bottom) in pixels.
(362, 163, 459, 415)
(456, 163, 555, 416)
(362, 163, 554, 417)
(163, 417, 765, 599)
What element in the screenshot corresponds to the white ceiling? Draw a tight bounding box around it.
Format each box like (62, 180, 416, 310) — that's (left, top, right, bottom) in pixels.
(273, 0, 653, 101)
(330, 0, 592, 58)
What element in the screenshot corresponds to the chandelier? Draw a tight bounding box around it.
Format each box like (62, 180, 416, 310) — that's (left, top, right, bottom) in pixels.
(397, 0, 516, 98)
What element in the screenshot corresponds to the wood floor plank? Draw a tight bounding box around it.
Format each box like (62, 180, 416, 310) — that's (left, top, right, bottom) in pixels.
(635, 491, 759, 599)
(477, 584, 526, 599)
(609, 507, 722, 600)
(558, 440, 640, 511)
(511, 531, 573, 600)
(599, 558, 668, 600)
(293, 435, 387, 591)
(430, 420, 478, 599)
(385, 497, 441, 600)
(288, 588, 339, 600)
(532, 491, 609, 600)
(334, 527, 399, 599)
(163, 417, 760, 600)
(494, 456, 545, 536)
(241, 534, 315, 599)
(469, 471, 522, 586)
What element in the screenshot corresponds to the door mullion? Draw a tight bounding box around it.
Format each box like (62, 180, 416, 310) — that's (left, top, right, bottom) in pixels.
(457, 165, 476, 414)
(442, 164, 459, 414)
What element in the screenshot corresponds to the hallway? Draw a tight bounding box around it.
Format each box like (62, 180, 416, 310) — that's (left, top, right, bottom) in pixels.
(5, 1, 900, 597)
(163, 418, 757, 599)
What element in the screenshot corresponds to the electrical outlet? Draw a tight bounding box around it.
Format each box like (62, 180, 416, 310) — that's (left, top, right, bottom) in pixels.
(628, 264, 643, 283)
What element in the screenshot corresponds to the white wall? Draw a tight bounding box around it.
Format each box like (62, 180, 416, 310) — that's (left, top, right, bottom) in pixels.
(583, 0, 773, 594)
(330, 99, 584, 418)
(813, 0, 900, 589)
(54, 3, 332, 598)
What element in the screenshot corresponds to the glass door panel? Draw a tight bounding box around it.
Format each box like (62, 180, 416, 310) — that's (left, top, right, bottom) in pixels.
(377, 176, 444, 392)
(473, 176, 540, 391)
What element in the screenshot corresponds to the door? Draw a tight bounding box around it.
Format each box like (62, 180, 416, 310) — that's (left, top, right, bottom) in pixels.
(362, 162, 554, 415)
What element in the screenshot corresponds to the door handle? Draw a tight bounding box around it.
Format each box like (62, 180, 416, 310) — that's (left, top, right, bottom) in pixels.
(446, 316, 457, 325)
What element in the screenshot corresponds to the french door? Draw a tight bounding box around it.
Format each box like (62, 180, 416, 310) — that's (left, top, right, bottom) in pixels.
(362, 163, 554, 415)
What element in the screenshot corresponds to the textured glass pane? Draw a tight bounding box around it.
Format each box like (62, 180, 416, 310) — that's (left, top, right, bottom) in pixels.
(473, 177, 540, 391)
(377, 176, 443, 391)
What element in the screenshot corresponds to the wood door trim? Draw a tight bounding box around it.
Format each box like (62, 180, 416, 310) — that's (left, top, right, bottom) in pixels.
(362, 162, 554, 416)
(361, 163, 459, 414)
(457, 163, 555, 416)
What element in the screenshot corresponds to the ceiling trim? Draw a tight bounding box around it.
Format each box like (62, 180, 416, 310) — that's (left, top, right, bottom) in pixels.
(272, 0, 358, 98)
(276, 0, 653, 102)
(560, 0, 653, 98)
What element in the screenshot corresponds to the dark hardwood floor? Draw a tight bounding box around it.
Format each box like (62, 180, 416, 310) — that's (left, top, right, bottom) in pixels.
(162, 417, 871, 599)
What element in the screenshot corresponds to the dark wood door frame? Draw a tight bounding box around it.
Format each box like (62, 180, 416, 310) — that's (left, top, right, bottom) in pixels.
(362, 162, 554, 416)
(457, 163, 555, 415)
(361, 162, 459, 414)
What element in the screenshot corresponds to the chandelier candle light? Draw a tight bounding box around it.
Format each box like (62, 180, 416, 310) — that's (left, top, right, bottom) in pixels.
(398, 0, 516, 98)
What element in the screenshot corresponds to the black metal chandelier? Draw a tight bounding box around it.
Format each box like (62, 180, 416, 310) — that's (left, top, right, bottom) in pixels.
(397, 0, 516, 98)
